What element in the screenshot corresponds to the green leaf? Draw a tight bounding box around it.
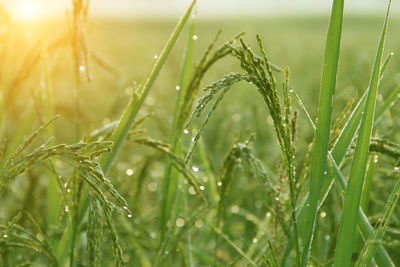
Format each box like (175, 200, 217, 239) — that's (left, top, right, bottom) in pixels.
(334, 1, 392, 266)
(300, 0, 344, 265)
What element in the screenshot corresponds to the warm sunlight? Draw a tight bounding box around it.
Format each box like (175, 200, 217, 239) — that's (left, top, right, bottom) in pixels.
(13, 2, 41, 20)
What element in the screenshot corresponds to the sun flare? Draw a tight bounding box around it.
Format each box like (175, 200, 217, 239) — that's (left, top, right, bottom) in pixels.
(14, 2, 40, 20)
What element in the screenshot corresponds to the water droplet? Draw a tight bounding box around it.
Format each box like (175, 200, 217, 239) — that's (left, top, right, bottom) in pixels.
(126, 168, 134, 176)
(36, 233, 44, 241)
(266, 212, 271, 217)
(79, 65, 85, 73)
(150, 232, 157, 239)
(176, 218, 185, 227)
(275, 197, 280, 201)
(390, 52, 395, 56)
(323, 171, 327, 175)
(189, 186, 196, 195)
(199, 185, 205, 191)
(324, 234, 330, 240)
(65, 206, 69, 213)
(147, 182, 157, 192)
(3, 234, 7, 238)
(191, 137, 196, 142)
(192, 166, 199, 172)
(217, 181, 223, 186)
(289, 88, 294, 93)
(127, 214, 132, 218)
(153, 55, 158, 59)
(192, 35, 198, 41)
(67, 188, 71, 193)
(184, 129, 189, 134)
(125, 87, 134, 96)
(252, 237, 258, 243)
(320, 211, 327, 218)
(175, 85, 180, 91)
(64, 183, 68, 188)
(165, 251, 169, 255)
(123, 206, 128, 210)
(395, 166, 399, 171)
(230, 205, 239, 213)
(195, 219, 204, 228)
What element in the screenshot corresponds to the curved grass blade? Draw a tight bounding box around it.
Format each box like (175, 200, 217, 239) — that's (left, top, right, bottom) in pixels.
(300, 0, 344, 265)
(334, 1, 392, 266)
(100, 0, 197, 174)
(160, 10, 197, 246)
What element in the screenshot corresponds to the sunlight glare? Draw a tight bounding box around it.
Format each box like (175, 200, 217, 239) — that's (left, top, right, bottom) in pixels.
(15, 2, 40, 20)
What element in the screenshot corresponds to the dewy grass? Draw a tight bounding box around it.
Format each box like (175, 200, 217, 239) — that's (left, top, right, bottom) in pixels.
(160, 10, 197, 246)
(334, 1, 391, 266)
(100, 0, 197, 174)
(56, 1, 197, 264)
(300, 0, 344, 265)
(289, 87, 395, 266)
(2, 0, 400, 266)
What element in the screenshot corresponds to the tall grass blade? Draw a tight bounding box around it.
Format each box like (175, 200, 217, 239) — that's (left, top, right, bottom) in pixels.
(301, 0, 344, 265)
(334, 1, 391, 266)
(160, 10, 197, 245)
(290, 88, 394, 266)
(100, 0, 197, 174)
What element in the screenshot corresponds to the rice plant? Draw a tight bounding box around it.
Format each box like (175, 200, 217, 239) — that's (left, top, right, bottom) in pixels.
(0, 0, 400, 266)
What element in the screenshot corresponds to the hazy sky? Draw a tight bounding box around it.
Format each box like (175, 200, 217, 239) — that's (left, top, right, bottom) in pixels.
(2, 0, 398, 19)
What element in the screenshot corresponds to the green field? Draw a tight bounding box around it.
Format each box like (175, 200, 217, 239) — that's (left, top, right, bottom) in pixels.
(1, 1, 400, 266)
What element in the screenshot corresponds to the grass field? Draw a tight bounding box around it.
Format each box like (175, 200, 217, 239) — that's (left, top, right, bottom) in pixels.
(1, 0, 400, 266)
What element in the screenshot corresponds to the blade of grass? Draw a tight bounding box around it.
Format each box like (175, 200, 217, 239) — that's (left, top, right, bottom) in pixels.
(100, 0, 197, 174)
(360, 155, 377, 210)
(375, 85, 400, 124)
(356, 176, 400, 266)
(334, 1, 391, 266)
(292, 89, 394, 266)
(241, 211, 272, 267)
(300, 0, 344, 265)
(160, 7, 196, 241)
(159, 8, 197, 264)
(214, 227, 257, 267)
(55, 1, 197, 264)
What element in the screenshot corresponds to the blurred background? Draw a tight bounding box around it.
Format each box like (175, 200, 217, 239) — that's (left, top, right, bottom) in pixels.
(2, 0, 400, 19)
(0, 0, 399, 146)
